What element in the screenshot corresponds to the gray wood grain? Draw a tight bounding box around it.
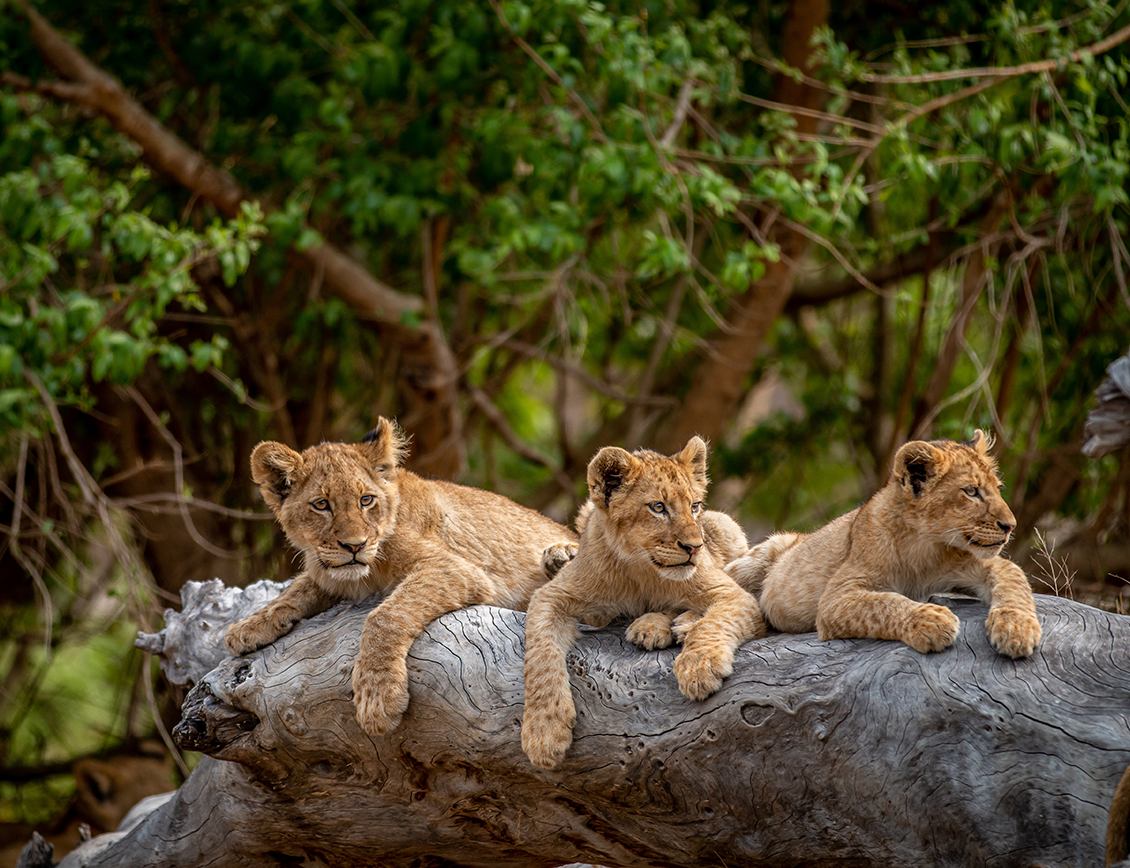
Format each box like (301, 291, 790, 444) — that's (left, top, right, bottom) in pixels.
(61, 582, 1130, 867)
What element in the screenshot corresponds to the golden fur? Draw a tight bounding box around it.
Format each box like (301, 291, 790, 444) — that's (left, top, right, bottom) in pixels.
(727, 430, 1040, 657)
(521, 437, 764, 769)
(225, 417, 577, 736)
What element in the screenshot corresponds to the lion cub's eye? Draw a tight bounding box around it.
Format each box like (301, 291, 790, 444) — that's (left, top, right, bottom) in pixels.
(312, 498, 331, 512)
(359, 494, 375, 508)
(963, 486, 982, 500)
(648, 502, 667, 515)
(691, 502, 704, 515)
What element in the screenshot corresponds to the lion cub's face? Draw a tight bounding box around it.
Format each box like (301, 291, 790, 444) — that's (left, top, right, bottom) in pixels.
(586, 437, 711, 582)
(892, 429, 1016, 560)
(251, 418, 408, 598)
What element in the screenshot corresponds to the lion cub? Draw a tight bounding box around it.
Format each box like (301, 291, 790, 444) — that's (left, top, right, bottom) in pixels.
(521, 437, 765, 769)
(225, 418, 577, 737)
(727, 430, 1041, 658)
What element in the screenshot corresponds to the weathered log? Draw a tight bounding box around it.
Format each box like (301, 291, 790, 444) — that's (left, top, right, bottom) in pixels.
(55, 579, 1130, 867)
(1083, 350, 1130, 458)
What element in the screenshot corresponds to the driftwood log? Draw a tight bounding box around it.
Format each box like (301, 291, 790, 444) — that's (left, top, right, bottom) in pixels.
(49, 579, 1130, 867)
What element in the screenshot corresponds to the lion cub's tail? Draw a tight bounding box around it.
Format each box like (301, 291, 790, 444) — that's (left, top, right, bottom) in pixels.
(725, 532, 802, 595)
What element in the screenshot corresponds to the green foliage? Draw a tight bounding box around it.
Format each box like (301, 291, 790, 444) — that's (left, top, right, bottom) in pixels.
(0, 104, 264, 445)
(0, 0, 1129, 827)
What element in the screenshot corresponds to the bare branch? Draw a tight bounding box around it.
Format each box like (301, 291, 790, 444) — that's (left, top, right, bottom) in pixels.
(859, 23, 1130, 83)
(659, 79, 695, 147)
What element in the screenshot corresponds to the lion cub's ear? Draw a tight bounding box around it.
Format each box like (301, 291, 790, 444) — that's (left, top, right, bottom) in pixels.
(674, 436, 709, 488)
(965, 428, 993, 455)
(361, 417, 409, 471)
(892, 440, 946, 497)
(587, 446, 635, 510)
(251, 442, 305, 513)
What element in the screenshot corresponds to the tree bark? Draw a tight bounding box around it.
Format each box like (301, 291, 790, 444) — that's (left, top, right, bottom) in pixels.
(49, 579, 1130, 867)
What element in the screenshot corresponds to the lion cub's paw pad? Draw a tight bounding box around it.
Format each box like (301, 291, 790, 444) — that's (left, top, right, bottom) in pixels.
(522, 717, 574, 769)
(905, 604, 961, 653)
(985, 607, 1041, 658)
(541, 543, 579, 580)
(626, 613, 675, 650)
(351, 664, 410, 736)
(673, 649, 730, 700)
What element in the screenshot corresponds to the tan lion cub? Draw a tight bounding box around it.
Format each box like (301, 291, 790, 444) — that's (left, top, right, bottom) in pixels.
(521, 437, 765, 769)
(225, 418, 577, 737)
(727, 430, 1041, 658)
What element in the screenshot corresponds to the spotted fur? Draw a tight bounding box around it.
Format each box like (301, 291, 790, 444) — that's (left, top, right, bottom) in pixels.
(726, 430, 1040, 658)
(520, 437, 764, 769)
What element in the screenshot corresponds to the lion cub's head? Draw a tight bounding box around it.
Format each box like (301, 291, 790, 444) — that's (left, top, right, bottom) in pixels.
(585, 437, 712, 582)
(891, 429, 1016, 559)
(251, 418, 408, 598)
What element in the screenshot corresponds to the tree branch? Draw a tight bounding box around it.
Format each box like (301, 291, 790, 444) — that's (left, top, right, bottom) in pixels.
(860, 22, 1130, 83)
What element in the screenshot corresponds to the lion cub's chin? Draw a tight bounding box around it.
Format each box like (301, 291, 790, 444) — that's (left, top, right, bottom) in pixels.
(957, 534, 1009, 561)
(657, 564, 698, 583)
(313, 563, 374, 600)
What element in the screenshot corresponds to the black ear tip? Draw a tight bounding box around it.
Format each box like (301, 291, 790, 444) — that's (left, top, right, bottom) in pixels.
(361, 428, 379, 443)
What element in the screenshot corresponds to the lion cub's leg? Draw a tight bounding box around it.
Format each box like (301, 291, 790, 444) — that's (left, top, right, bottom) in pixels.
(225, 573, 338, 655)
(521, 581, 593, 769)
(981, 558, 1041, 658)
(673, 579, 765, 700)
(352, 557, 492, 736)
(816, 569, 959, 653)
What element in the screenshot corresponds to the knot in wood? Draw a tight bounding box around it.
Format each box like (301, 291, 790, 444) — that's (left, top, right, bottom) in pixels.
(281, 707, 307, 736)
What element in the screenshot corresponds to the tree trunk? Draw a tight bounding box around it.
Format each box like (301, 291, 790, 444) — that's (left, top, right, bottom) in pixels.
(46, 580, 1130, 867)
(657, 0, 829, 452)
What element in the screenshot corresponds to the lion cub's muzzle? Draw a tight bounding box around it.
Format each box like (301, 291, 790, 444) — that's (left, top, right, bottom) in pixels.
(965, 519, 1014, 557)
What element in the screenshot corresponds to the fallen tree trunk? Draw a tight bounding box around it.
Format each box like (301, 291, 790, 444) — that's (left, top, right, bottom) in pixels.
(52, 580, 1130, 867)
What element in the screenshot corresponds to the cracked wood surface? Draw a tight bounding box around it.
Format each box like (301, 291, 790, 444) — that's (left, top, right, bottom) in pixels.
(54, 581, 1130, 867)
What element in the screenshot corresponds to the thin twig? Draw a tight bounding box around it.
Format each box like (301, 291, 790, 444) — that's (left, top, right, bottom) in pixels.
(120, 385, 240, 559)
(859, 23, 1130, 83)
(659, 79, 695, 147)
(487, 0, 608, 143)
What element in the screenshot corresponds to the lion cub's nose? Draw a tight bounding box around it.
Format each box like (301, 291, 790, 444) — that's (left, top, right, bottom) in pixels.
(997, 521, 1014, 535)
(339, 539, 367, 554)
(678, 540, 701, 556)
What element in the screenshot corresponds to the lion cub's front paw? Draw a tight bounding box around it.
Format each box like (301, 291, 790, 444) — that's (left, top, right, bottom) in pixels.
(351, 660, 410, 736)
(904, 603, 961, 653)
(985, 606, 1041, 658)
(522, 710, 575, 769)
(671, 611, 701, 644)
(673, 647, 731, 700)
(225, 616, 273, 656)
(626, 612, 675, 650)
(541, 542, 579, 580)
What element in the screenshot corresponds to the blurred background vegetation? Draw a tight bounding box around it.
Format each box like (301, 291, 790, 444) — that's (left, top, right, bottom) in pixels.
(1, 0, 1129, 849)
